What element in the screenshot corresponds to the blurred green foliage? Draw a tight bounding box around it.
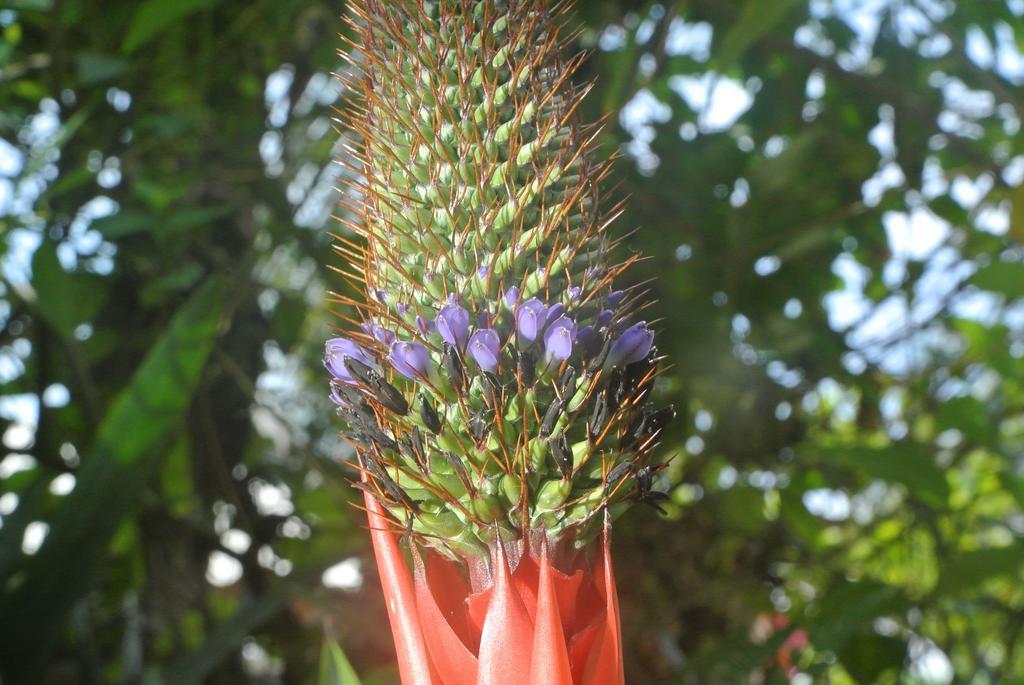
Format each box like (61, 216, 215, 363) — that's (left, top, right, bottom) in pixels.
(0, 0, 1023, 683)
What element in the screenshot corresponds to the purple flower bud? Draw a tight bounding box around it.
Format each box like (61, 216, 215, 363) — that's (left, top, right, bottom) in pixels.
(389, 341, 433, 380)
(477, 264, 490, 278)
(375, 289, 388, 304)
(504, 286, 520, 308)
(435, 304, 470, 349)
(545, 303, 565, 328)
(325, 337, 376, 385)
(608, 322, 654, 367)
(516, 298, 548, 342)
(416, 315, 435, 336)
(568, 286, 581, 301)
(576, 325, 600, 358)
(596, 309, 614, 328)
(607, 290, 625, 306)
(468, 329, 501, 372)
(370, 323, 396, 345)
(543, 316, 577, 361)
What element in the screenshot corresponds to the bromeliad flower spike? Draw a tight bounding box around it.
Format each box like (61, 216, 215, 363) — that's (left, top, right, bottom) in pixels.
(328, 2, 674, 683)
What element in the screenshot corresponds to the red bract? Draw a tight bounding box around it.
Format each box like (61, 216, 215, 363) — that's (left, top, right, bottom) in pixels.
(364, 493, 624, 685)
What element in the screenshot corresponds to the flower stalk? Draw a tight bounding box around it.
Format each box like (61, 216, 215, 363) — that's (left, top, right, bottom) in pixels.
(329, 1, 673, 682)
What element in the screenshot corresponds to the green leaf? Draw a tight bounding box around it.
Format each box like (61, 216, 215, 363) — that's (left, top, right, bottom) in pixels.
(22, 106, 90, 180)
(1009, 184, 1024, 243)
(838, 632, 906, 683)
(91, 209, 157, 239)
(31, 241, 108, 339)
(935, 543, 1024, 597)
(166, 204, 235, 232)
(75, 52, 130, 85)
(936, 396, 993, 446)
(826, 444, 949, 509)
(970, 261, 1024, 299)
(810, 580, 910, 652)
(161, 594, 285, 684)
(122, 0, 217, 54)
(2, 0, 52, 10)
(319, 640, 363, 685)
(0, 278, 227, 681)
(715, 0, 805, 67)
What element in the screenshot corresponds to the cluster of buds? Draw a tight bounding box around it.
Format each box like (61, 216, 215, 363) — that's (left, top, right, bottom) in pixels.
(328, 1, 673, 682)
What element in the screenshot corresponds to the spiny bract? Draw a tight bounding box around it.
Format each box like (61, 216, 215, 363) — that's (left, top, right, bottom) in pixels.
(328, 0, 673, 563)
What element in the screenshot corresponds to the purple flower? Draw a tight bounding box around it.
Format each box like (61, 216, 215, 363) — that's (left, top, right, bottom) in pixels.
(435, 304, 470, 349)
(477, 264, 490, 278)
(608, 322, 654, 366)
(543, 316, 577, 361)
(504, 286, 520, 308)
(607, 290, 625, 306)
(389, 341, 433, 380)
(596, 309, 614, 328)
(568, 286, 581, 301)
(516, 298, 548, 342)
(544, 303, 565, 327)
(468, 329, 501, 372)
(324, 337, 376, 385)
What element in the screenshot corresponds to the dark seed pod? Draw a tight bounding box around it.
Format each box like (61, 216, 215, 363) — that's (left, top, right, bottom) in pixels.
(540, 398, 564, 438)
(373, 378, 409, 415)
(623, 404, 676, 450)
(443, 450, 475, 494)
(625, 352, 657, 404)
(634, 466, 670, 513)
(482, 371, 503, 411)
(337, 406, 368, 434)
(605, 460, 634, 485)
(400, 426, 429, 473)
(635, 465, 655, 496)
(588, 335, 613, 372)
(419, 394, 443, 434)
(558, 365, 577, 398)
(638, 489, 670, 514)
(442, 344, 465, 393)
(331, 381, 365, 407)
(349, 395, 377, 425)
(342, 432, 372, 449)
(385, 477, 420, 512)
(367, 429, 397, 452)
(604, 367, 629, 410)
(515, 348, 536, 387)
(469, 408, 491, 443)
(342, 404, 395, 451)
(588, 392, 611, 440)
(549, 432, 573, 479)
(400, 514, 415, 548)
(648, 405, 676, 436)
(343, 356, 379, 387)
(365, 454, 419, 511)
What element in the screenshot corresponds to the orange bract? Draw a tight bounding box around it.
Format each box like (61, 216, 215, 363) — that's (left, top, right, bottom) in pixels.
(365, 490, 623, 685)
